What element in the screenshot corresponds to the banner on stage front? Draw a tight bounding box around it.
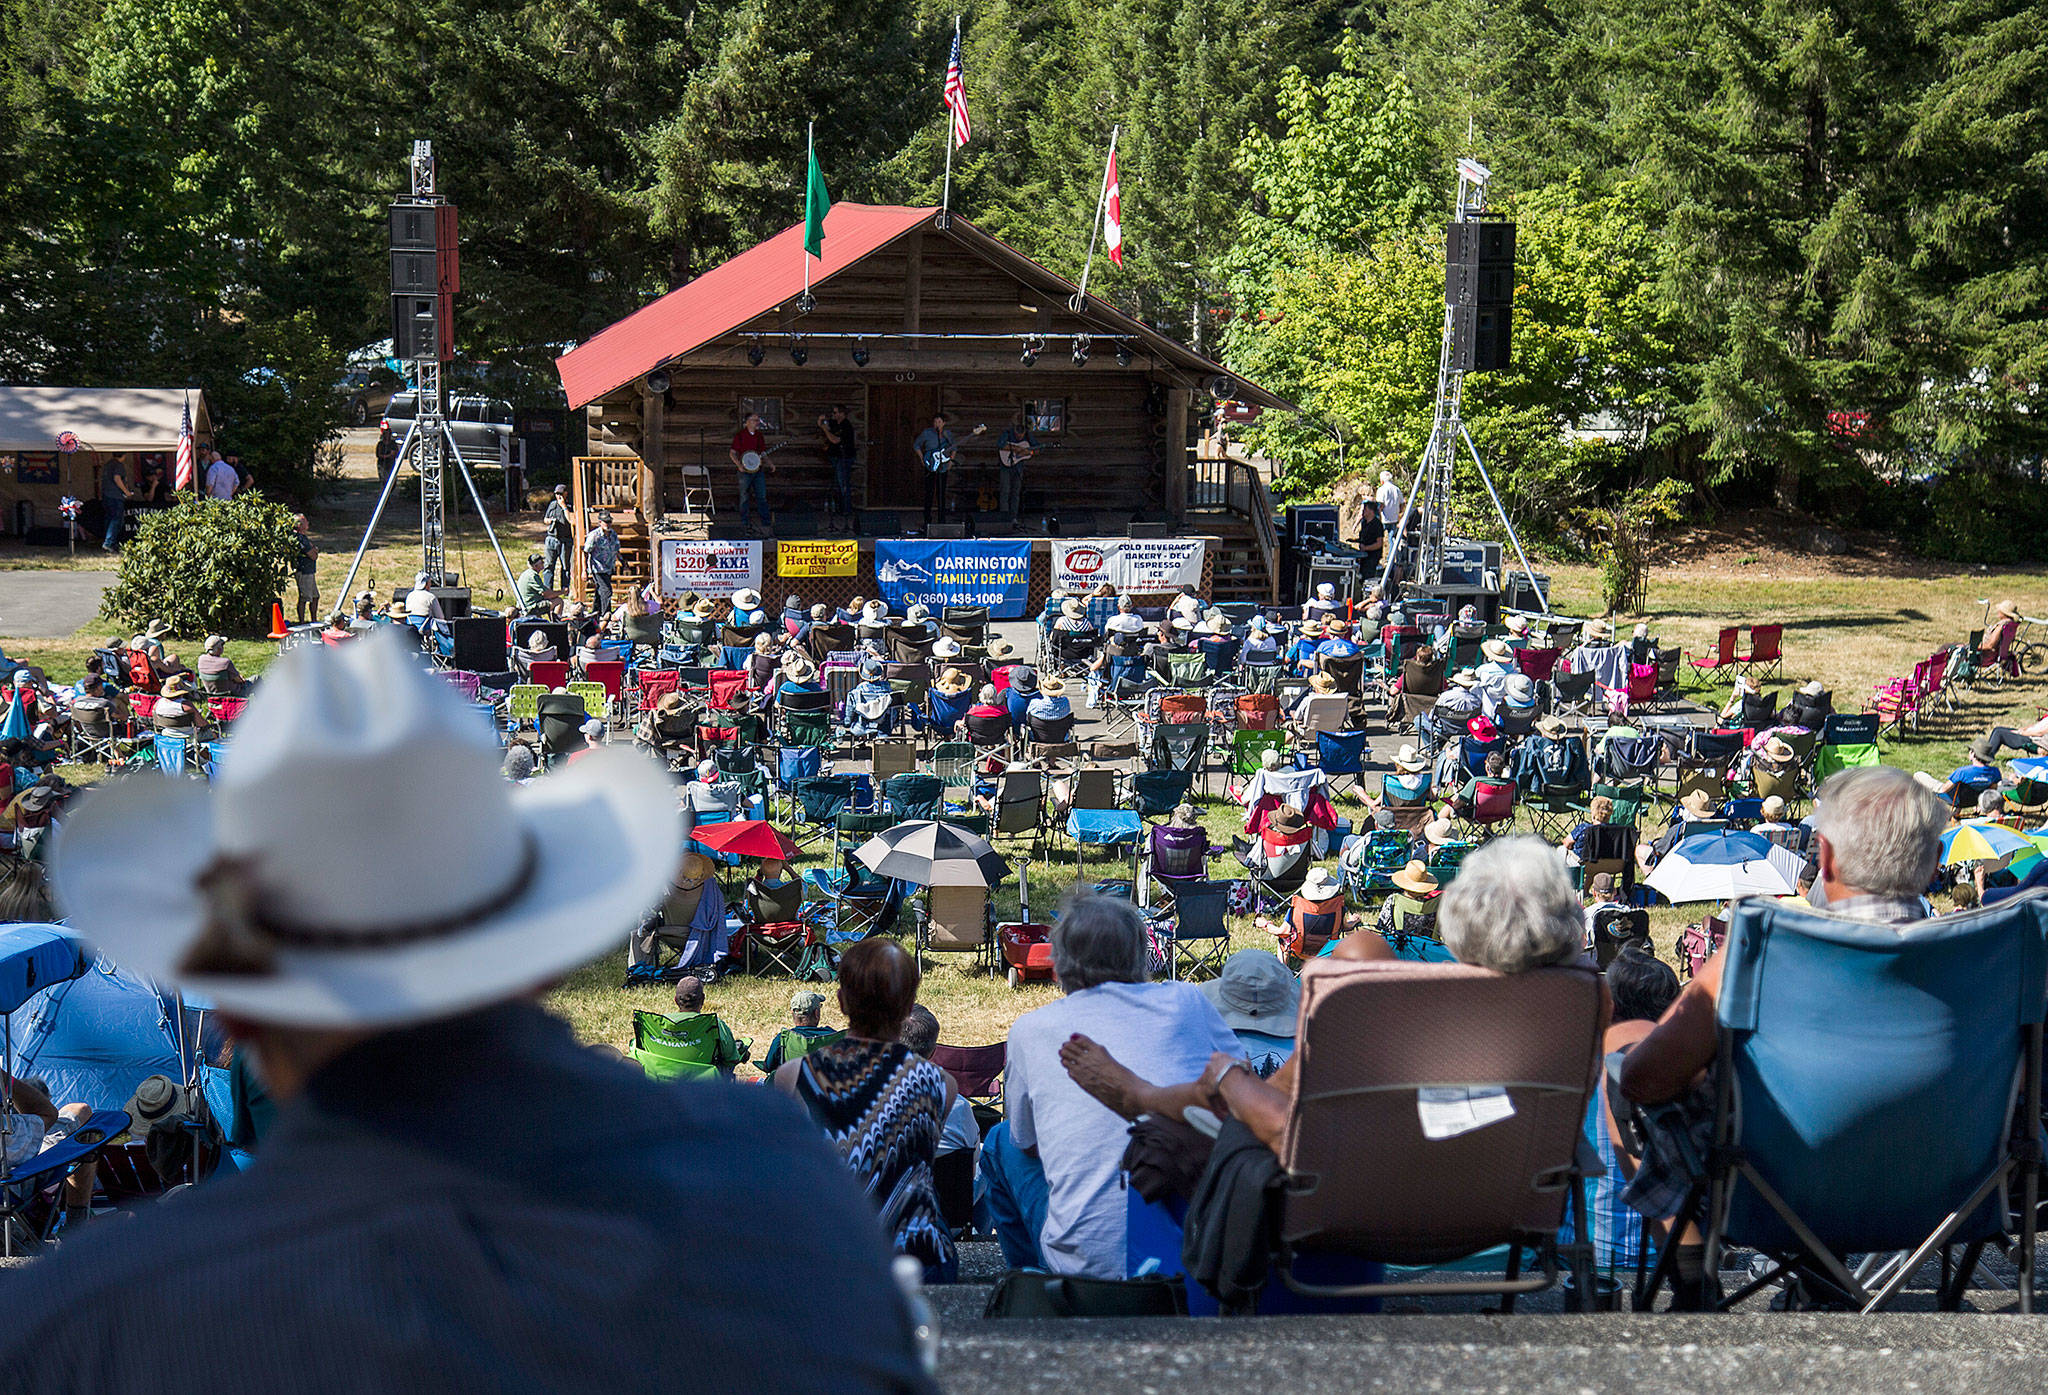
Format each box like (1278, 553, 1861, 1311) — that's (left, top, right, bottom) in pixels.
(1052, 538, 1205, 594)
(776, 538, 858, 578)
(876, 538, 1032, 618)
(656, 538, 763, 600)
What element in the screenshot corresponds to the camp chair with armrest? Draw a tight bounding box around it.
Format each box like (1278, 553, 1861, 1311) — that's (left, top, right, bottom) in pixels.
(1813, 712, 1881, 781)
(964, 711, 1013, 753)
(738, 877, 823, 980)
(1148, 721, 1211, 797)
(1738, 624, 1784, 682)
(931, 1042, 1006, 1107)
(629, 1010, 747, 1082)
(869, 738, 917, 781)
(1549, 670, 1597, 719)
(1125, 768, 1193, 820)
(992, 769, 1046, 857)
(806, 623, 855, 664)
(1342, 829, 1413, 899)
(1288, 696, 1350, 751)
(1147, 823, 1212, 903)
(1577, 822, 1636, 896)
(0, 1109, 130, 1254)
(1274, 960, 1604, 1307)
(930, 741, 977, 800)
(528, 659, 569, 692)
(883, 771, 944, 822)
(1383, 784, 1433, 833)
(803, 849, 904, 947)
(1686, 626, 1741, 687)
(1315, 730, 1371, 801)
(916, 884, 995, 972)
(788, 774, 861, 851)
(1164, 879, 1233, 981)
(1635, 895, 2047, 1314)
(1461, 778, 1518, 841)
(1226, 729, 1289, 801)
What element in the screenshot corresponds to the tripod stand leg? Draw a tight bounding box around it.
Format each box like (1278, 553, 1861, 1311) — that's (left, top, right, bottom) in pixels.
(1458, 424, 1549, 616)
(337, 421, 419, 606)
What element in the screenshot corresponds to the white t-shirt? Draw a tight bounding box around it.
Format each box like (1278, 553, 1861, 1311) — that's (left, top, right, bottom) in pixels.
(938, 1092, 980, 1158)
(1006, 980, 1242, 1277)
(1376, 481, 1403, 522)
(404, 588, 442, 620)
(204, 460, 239, 500)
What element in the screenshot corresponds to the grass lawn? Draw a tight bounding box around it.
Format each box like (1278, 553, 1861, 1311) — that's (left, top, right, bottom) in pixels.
(9, 516, 2046, 1061)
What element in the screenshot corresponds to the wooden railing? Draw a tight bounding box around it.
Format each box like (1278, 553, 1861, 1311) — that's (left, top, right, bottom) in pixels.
(569, 454, 644, 603)
(1186, 456, 1281, 603)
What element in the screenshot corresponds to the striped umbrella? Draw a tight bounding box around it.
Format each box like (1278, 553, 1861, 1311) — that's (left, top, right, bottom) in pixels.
(855, 820, 1009, 887)
(1938, 820, 2037, 867)
(1643, 829, 1805, 904)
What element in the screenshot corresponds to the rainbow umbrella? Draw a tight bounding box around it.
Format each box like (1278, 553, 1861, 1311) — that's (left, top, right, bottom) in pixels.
(1997, 831, 2048, 879)
(1938, 820, 2037, 867)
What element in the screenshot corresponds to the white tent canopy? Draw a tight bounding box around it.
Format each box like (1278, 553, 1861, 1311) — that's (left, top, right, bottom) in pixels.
(0, 387, 213, 454)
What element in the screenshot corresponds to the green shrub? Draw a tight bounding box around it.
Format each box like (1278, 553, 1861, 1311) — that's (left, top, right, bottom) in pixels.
(101, 492, 300, 637)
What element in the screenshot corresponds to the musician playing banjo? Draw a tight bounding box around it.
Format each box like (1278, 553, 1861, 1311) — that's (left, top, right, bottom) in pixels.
(912, 412, 955, 529)
(994, 413, 1039, 519)
(730, 411, 775, 533)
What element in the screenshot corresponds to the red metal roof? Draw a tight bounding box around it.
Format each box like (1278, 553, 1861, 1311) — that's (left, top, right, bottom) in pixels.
(555, 204, 936, 409)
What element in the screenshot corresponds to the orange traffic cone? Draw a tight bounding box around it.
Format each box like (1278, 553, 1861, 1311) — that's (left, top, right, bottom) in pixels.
(266, 599, 289, 640)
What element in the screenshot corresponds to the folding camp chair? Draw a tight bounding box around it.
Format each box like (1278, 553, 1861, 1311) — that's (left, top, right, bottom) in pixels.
(1288, 695, 1350, 750)
(1577, 822, 1636, 898)
(1148, 721, 1211, 797)
(1515, 646, 1563, 683)
(1274, 960, 1604, 1307)
(1549, 670, 1597, 719)
(1125, 768, 1193, 820)
(1226, 729, 1289, 801)
(930, 741, 977, 801)
(505, 684, 544, 730)
(1162, 651, 1208, 688)
(803, 848, 905, 949)
(1737, 624, 1784, 682)
(566, 681, 609, 726)
(1527, 782, 1590, 842)
(869, 738, 917, 781)
(1342, 829, 1413, 898)
(1164, 879, 1232, 981)
(1461, 778, 1518, 840)
(1590, 781, 1650, 832)
(1686, 626, 1741, 687)
(931, 1041, 1006, 1113)
(1589, 906, 1651, 968)
(583, 660, 627, 712)
(1383, 784, 1433, 833)
(940, 606, 989, 648)
(991, 769, 1046, 856)
(629, 1010, 741, 1082)
(925, 687, 972, 740)
(788, 774, 860, 850)
(1813, 712, 1881, 781)
(738, 885, 825, 980)
(916, 884, 995, 971)
(1311, 730, 1368, 801)
(1240, 834, 1313, 914)
(154, 732, 190, 776)
(528, 659, 569, 692)
(1636, 896, 2047, 1314)
(883, 772, 944, 822)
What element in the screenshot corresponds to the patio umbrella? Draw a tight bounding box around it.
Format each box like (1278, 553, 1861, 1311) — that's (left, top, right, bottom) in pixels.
(1938, 820, 2037, 868)
(2011, 757, 2048, 781)
(1644, 829, 1803, 904)
(0, 693, 28, 744)
(690, 819, 798, 861)
(855, 820, 1009, 888)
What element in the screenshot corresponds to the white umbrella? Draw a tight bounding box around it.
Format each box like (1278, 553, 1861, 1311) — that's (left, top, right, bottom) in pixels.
(1644, 829, 1804, 904)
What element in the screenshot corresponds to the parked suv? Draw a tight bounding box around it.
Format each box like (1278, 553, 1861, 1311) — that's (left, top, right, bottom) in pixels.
(337, 370, 396, 427)
(380, 392, 516, 467)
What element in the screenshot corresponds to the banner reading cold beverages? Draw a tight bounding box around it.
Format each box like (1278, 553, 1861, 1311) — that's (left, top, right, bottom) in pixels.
(1052, 538, 1205, 595)
(655, 538, 763, 600)
(875, 539, 1033, 619)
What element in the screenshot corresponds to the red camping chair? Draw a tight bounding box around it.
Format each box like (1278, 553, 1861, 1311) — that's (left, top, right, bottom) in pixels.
(1686, 627, 1740, 686)
(1739, 624, 1784, 682)
(528, 660, 569, 691)
(1514, 646, 1563, 683)
(583, 659, 627, 708)
(930, 1042, 1007, 1102)
(1464, 778, 1518, 840)
(707, 670, 750, 713)
(634, 669, 681, 712)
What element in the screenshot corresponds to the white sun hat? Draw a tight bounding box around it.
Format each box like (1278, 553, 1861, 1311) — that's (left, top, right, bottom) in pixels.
(51, 631, 678, 1029)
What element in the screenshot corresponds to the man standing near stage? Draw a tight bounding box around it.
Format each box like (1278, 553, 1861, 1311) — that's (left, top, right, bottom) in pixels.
(912, 413, 953, 530)
(995, 414, 1038, 520)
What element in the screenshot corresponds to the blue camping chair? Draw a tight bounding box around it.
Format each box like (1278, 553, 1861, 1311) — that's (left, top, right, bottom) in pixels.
(1316, 729, 1370, 799)
(154, 732, 190, 775)
(925, 688, 972, 739)
(1162, 879, 1232, 981)
(1636, 894, 2048, 1313)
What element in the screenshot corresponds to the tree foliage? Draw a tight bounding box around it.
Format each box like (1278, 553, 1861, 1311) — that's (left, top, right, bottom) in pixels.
(101, 494, 302, 637)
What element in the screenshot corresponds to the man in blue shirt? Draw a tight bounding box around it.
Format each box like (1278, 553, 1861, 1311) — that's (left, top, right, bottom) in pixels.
(995, 415, 1039, 518)
(911, 413, 953, 529)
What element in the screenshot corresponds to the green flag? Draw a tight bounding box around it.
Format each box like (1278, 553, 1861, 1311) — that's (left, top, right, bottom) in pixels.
(804, 140, 831, 259)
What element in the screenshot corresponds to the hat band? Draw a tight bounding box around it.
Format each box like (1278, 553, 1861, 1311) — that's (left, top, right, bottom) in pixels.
(179, 831, 540, 978)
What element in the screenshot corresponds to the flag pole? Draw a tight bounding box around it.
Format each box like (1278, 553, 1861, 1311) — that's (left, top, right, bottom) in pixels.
(940, 15, 960, 222)
(804, 121, 815, 296)
(1073, 125, 1119, 308)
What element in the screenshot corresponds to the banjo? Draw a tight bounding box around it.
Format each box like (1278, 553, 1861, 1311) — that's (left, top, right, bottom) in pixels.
(738, 441, 792, 474)
(923, 423, 988, 473)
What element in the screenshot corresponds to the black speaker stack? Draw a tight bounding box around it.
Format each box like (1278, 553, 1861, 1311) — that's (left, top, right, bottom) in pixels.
(389, 202, 459, 361)
(1446, 220, 1515, 373)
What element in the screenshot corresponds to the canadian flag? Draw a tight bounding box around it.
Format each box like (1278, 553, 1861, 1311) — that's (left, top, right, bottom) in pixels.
(1105, 149, 1124, 266)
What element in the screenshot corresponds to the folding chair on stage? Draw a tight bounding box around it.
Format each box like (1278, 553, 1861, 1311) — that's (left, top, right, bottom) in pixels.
(1272, 960, 1604, 1309)
(1634, 896, 2046, 1314)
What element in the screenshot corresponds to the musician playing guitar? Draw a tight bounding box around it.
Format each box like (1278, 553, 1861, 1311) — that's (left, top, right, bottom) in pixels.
(729, 411, 775, 533)
(911, 413, 986, 528)
(994, 413, 1039, 519)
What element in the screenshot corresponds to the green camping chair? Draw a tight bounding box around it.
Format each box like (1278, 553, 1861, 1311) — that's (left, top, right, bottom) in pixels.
(630, 1010, 747, 1082)
(1591, 780, 1650, 831)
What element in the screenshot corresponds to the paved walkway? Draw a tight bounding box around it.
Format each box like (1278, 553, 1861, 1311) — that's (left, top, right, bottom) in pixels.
(0, 569, 116, 638)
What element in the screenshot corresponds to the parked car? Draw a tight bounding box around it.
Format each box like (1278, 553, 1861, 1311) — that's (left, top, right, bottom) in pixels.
(337, 370, 397, 427)
(380, 392, 516, 467)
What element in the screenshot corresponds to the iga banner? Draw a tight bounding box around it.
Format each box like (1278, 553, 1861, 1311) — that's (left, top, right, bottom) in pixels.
(876, 539, 1033, 618)
(776, 538, 858, 578)
(1052, 538, 1205, 594)
(655, 538, 763, 600)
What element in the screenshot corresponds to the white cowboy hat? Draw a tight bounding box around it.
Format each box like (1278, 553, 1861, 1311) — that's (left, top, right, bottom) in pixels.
(731, 588, 762, 611)
(1447, 671, 1479, 689)
(1060, 598, 1086, 620)
(1799, 680, 1826, 697)
(1504, 615, 1530, 636)
(1502, 674, 1538, 708)
(781, 653, 818, 683)
(50, 632, 677, 1029)
(1299, 867, 1343, 901)
(1996, 600, 2020, 619)
(906, 604, 932, 623)
(1480, 639, 1514, 664)
(988, 638, 1017, 660)
(1422, 816, 1456, 846)
(1393, 745, 1427, 774)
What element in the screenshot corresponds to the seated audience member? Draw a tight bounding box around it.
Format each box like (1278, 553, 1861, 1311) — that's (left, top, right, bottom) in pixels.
(1375, 860, 1440, 939)
(761, 990, 843, 1072)
(1782, 679, 1833, 732)
(1058, 836, 1590, 1164)
(900, 1004, 981, 1169)
(571, 634, 607, 681)
(1003, 666, 1041, 728)
(682, 759, 738, 819)
(1199, 950, 1301, 1078)
(627, 853, 730, 977)
(1565, 795, 1617, 865)
(780, 593, 807, 636)
(1583, 872, 1630, 937)
(193, 637, 248, 696)
(730, 588, 767, 630)
(842, 660, 895, 739)
(1448, 749, 1512, 818)
(152, 673, 204, 730)
(1284, 620, 1325, 674)
(1052, 599, 1095, 636)
(1240, 615, 1280, 666)
(967, 684, 1008, 723)
(0, 1060, 100, 1232)
(1288, 673, 1338, 723)
(1027, 676, 1073, 727)
(743, 856, 802, 930)
(656, 977, 750, 1079)
(501, 745, 537, 782)
(1613, 766, 1945, 1303)
(1104, 596, 1147, 640)
(1263, 866, 1347, 961)
(775, 941, 957, 1281)
(776, 652, 824, 700)
(634, 692, 696, 766)
(1302, 582, 1341, 624)
(745, 631, 785, 691)
(981, 892, 1242, 1276)
(1969, 726, 2039, 765)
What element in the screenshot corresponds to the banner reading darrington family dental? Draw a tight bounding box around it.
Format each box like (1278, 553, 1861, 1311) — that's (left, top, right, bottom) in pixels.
(875, 538, 1033, 618)
(1051, 538, 1205, 594)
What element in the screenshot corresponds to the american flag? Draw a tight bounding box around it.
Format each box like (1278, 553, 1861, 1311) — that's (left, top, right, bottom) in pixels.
(943, 32, 972, 147)
(173, 396, 195, 491)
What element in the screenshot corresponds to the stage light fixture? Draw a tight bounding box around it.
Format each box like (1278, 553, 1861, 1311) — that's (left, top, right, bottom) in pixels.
(1019, 337, 1039, 367)
(747, 338, 765, 367)
(645, 368, 671, 395)
(1072, 334, 1091, 367)
(789, 335, 807, 366)
(851, 338, 870, 367)
(1115, 341, 1133, 368)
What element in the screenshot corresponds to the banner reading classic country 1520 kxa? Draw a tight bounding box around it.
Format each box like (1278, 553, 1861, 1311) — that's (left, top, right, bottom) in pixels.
(875, 538, 1032, 618)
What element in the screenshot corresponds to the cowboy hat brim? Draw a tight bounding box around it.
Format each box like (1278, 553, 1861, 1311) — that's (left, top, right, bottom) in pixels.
(51, 748, 678, 1030)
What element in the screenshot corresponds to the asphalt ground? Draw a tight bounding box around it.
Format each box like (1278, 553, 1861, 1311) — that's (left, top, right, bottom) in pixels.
(0, 569, 115, 638)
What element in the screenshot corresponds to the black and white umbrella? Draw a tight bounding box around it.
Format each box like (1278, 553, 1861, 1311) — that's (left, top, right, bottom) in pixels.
(855, 820, 1009, 887)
